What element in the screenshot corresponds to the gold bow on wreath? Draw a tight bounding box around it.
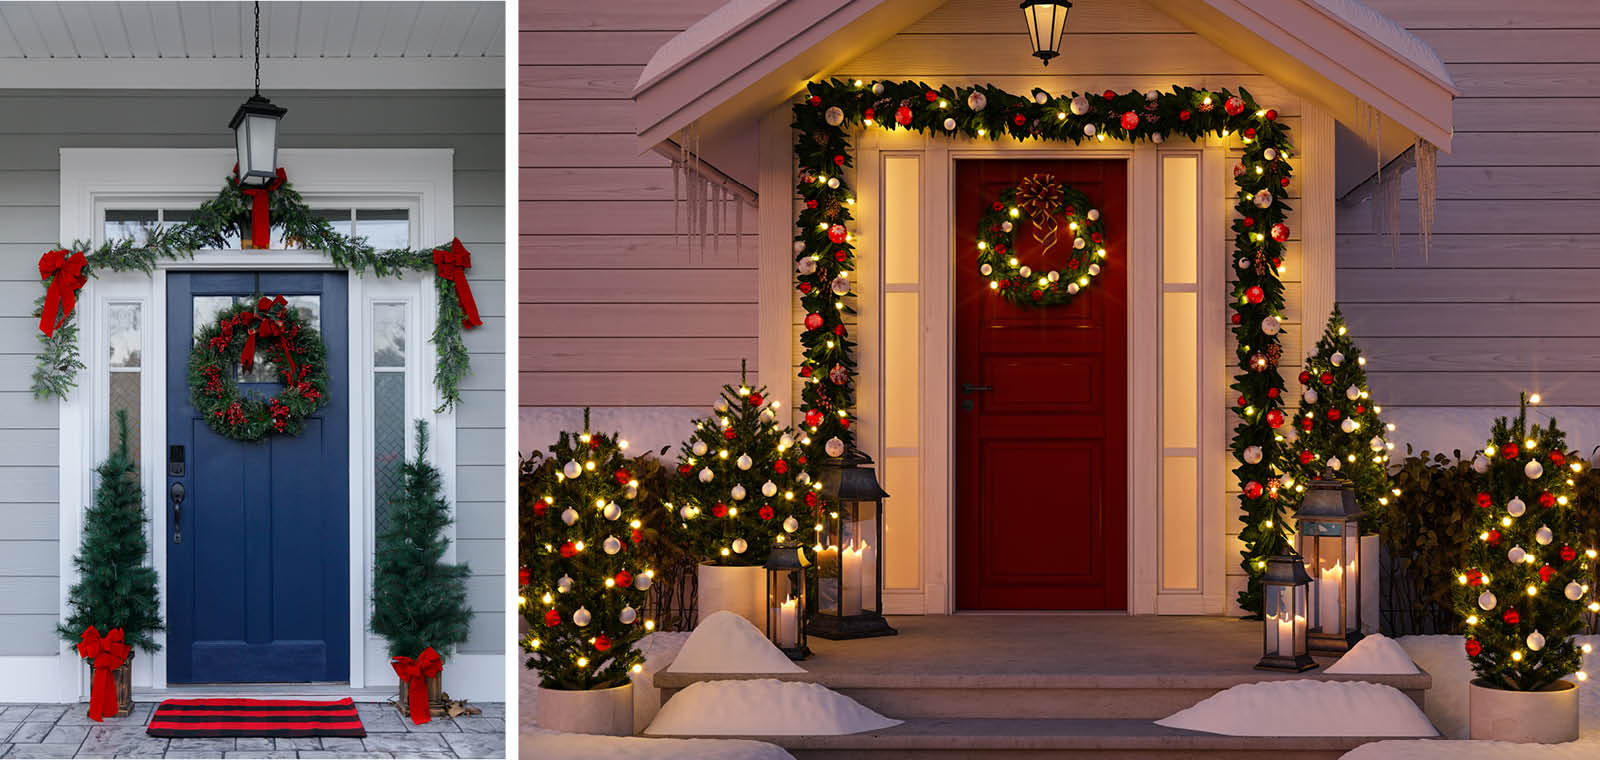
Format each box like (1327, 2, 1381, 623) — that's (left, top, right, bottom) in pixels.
(1015, 174, 1066, 255)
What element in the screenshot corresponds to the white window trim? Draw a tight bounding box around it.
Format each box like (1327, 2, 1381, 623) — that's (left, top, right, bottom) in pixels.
(55, 147, 456, 697)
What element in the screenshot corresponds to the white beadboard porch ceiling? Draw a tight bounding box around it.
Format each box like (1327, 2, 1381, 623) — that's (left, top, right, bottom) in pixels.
(0, 1, 504, 89)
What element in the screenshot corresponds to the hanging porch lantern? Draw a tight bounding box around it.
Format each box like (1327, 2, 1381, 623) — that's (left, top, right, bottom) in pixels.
(1019, 1, 1072, 66)
(1257, 550, 1317, 672)
(764, 542, 811, 660)
(807, 449, 897, 640)
(1296, 470, 1365, 653)
(230, 2, 287, 187)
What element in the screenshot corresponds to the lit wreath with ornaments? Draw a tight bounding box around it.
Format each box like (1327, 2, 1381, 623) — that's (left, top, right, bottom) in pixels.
(188, 296, 328, 441)
(975, 173, 1108, 306)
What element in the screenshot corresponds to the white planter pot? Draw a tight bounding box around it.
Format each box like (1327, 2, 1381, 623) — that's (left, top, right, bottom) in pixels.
(697, 562, 765, 626)
(1469, 678, 1579, 743)
(535, 682, 634, 736)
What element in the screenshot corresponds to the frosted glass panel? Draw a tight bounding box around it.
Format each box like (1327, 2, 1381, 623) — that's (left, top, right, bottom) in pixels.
(884, 292, 919, 449)
(1161, 155, 1198, 284)
(884, 455, 920, 590)
(883, 156, 920, 284)
(373, 303, 407, 368)
(1162, 291, 1197, 448)
(1161, 456, 1199, 590)
(357, 209, 411, 250)
(107, 304, 141, 368)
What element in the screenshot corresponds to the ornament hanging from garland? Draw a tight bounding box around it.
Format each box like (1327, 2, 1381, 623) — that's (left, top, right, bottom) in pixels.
(188, 296, 328, 441)
(974, 174, 1109, 306)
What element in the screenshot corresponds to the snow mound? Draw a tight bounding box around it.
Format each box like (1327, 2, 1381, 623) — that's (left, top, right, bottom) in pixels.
(523, 728, 794, 759)
(1343, 739, 1598, 759)
(646, 679, 901, 736)
(1156, 680, 1437, 737)
(1327, 634, 1421, 675)
(666, 611, 805, 674)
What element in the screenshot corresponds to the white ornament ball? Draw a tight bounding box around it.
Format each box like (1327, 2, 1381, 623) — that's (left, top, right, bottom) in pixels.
(1330, 352, 1345, 367)
(1527, 631, 1546, 651)
(1566, 581, 1584, 601)
(715, 397, 729, 412)
(1370, 436, 1385, 452)
(1151, 132, 1164, 144)
(1238, 257, 1251, 270)
(1263, 148, 1278, 161)
(620, 606, 638, 625)
(1019, 265, 1032, 278)
(692, 440, 708, 456)
(797, 471, 811, 485)
(967, 91, 988, 111)
(1346, 385, 1362, 401)
(1303, 389, 1319, 404)
(1282, 426, 1299, 443)
(1243, 445, 1263, 464)
(762, 480, 778, 498)
(561, 507, 579, 526)
(872, 82, 885, 95)
(1087, 209, 1100, 221)
(980, 263, 993, 276)
(731, 484, 747, 501)
(634, 573, 652, 591)
(1508, 497, 1526, 517)
(1146, 90, 1160, 101)
(1327, 457, 1342, 472)
(1472, 455, 1489, 474)
(1341, 418, 1358, 434)
(1253, 189, 1274, 209)
(825, 436, 847, 457)
(1261, 316, 1281, 336)
(1074, 237, 1087, 250)
(824, 106, 845, 126)
(1070, 95, 1090, 116)
(827, 177, 840, 189)
(1478, 590, 1498, 611)
(603, 535, 622, 555)
(1067, 283, 1080, 295)
(1536, 525, 1554, 545)
(1525, 460, 1544, 479)
(573, 606, 592, 627)
(699, 467, 714, 483)
(1083, 123, 1097, 137)
(943, 118, 957, 131)
(783, 516, 800, 533)
(779, 433, 795, 449)
(760, 408, 775, 423)
(1048, 271, 1060, 283)
(732, 538, 748, 554)
(603, 502, 621, 521)
(1088, 264, 1101, 276)
(1508, 546, 1527, 564)
(557, 574, 573, 593)
(1001, 221, 1013, 233)
(1034, 90, 1050, 105)
(562, 461, 582, 479)
(737, 453, 753, 471)
(680, 505, 696, 520)
(793, 240, 807, 255)
(796, 257, 817, 276)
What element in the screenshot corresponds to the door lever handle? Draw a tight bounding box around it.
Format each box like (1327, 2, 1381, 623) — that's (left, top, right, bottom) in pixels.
(170, 481, 186, 544)
(961, 384, 993, 393)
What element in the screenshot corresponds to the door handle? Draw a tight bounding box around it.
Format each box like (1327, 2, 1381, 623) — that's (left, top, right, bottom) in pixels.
(170, 482, 186, 544)
(961, 384, 993, 393)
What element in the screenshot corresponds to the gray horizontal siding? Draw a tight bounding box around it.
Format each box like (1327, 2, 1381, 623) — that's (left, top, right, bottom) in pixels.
(0, 90, 505, 659)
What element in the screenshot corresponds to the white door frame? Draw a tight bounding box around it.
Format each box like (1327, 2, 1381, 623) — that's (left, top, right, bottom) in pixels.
(53, 147, 456, 697)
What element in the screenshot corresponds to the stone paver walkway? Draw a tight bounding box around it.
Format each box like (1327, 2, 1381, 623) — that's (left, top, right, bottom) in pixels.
(0, 702, 505, 759)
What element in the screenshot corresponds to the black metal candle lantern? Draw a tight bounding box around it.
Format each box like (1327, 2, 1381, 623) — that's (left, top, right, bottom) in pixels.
(1257, 550, 1316, 672)
(807, 449, 897, 640)
(764, 542, 811, 660)
(1296, 470, 1365, 653)
(1019, 1, 1072, 66)
(230, 2, 286, 187)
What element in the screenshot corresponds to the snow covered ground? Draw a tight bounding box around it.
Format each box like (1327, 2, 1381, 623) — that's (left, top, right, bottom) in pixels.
(1157, 680, 1436, 737)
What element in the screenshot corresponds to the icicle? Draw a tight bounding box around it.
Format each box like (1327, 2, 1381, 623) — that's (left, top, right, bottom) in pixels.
(1415, 138, 1438, 261)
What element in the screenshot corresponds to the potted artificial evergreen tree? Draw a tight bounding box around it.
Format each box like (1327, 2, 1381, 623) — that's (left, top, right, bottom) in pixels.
(1459, 396, 1588, 742)
(674, 368, 807, 625)
(58, 411, 162, 719)
(371, 421, 472, 722)
(524, 413, 650, 735)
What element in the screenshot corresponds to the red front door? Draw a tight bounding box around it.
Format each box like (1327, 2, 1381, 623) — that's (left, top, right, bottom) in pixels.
(954, 159, 1128, 610)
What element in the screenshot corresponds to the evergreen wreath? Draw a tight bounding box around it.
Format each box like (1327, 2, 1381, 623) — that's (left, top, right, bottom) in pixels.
(974, 173, 1109, 306)
(187, 296, 328, 441)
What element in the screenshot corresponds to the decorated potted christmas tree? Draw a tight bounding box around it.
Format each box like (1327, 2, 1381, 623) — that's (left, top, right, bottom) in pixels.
(1458, 396, 1591, 742)
(674, 366, 807, 625)
(524, 413, 652, 735)
(371, 421, 472, 723)
(58, 411, 161, 720)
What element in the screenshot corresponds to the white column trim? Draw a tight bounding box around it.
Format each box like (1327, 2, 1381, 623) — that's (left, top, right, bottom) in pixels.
(758, 109, 796, 414)
(1300, 102, 1337, 337)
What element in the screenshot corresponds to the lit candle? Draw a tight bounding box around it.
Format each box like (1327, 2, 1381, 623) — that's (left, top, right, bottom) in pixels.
(1277, 612, 1294, 655)
(842, 542, 864, 615)
(1319, 559, 1342, 634)
(777, 595, 799, 647)
(859, 539, 876, 613)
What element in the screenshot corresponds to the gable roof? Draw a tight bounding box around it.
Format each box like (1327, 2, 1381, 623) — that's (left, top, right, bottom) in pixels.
(634, 0, 1455, 153)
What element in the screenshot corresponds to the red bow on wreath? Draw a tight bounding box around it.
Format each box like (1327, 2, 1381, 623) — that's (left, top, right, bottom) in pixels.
(77, 627, 129, 722)
(235, 165, 288, 250)
(391, 646, 444, 725)
(433, 239, 483, 329)
(39, 249, 88, 337)
(239, 296, 299, 380)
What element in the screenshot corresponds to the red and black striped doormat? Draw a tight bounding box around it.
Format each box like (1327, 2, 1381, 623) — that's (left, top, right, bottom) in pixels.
(146, 698, 366, 738)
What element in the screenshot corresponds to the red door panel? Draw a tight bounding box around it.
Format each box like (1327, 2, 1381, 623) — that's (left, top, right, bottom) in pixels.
(955, 158, 1128, 610)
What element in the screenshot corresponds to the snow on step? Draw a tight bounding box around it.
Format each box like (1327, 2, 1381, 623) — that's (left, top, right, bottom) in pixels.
(646, 679, 901, 736)
(1155, 680, 1437, 737)
(666, 610, 805, 674)
(1326, 634, 1421, 675)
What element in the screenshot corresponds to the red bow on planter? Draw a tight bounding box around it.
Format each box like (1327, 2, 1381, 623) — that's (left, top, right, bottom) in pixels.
(433, 239, 483, 329)
(391, 646, 443, 725)
(239, 296, 298, 380)
(77, 626, 129, 722)
(39, 249, 88, 337)
(236, 166, 288, 249)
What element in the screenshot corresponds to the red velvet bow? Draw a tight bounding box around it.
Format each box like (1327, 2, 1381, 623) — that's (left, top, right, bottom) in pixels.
(239, 296, 298, 380)
(77, 627, 129, 722)
(237, 166, 287, 249)
(433, 239, 483, 329)
(391, 646, 444, 725)
(39, 249, 88, 337)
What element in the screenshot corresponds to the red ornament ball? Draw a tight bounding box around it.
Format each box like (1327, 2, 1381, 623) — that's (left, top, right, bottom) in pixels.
(1224, 96, 1245, 116)
(1320, 372, 1334, 386)
(925, 90, 939, 102)
(804, 491, 819, 507)
(1300, 416, 1314, 431)
(835, 250, 848, 262)
(749, 392, 764, 406)
(1540, 564, 1556, 583)
(799, 365, 813, 378)
(1231, 313, 1242, 325)
(614, 468, 632, 485)
(711, 502, 728, 518)
(678, 464, 692, 476)
(518, 567, 530, 586)
(797, 282, 812, 295)
(1244, 285, 1265, 304)
(1540, 491, 1556, 508)
(1551, 450, 1566, 466)
(544, 609, 561, 627)
(1562, 545, 1578, 562)
(1476, 492, 1492, 509)
(833, 154, 845, 166)
(559, 542, 577, 559)
(1244, 481, 1264, 499)
(722, 427, 737, 440)
(1031, 289, 1043, 301)
(1265, 109, 1278, 121)
(1270, 223, 1290, 242)
(805, 199, 818, 209)
(808, 95, 821, 107)
(1486, 530, 1501, 545)
(1299, 370, 1313, 385)
(631, 528, 644, 544)
(805, 409, 825, 427)
(804, 312, 824, 331)
(1013, 113, 1027, 127)
(1266, 409, 1285, 428)
(773, 460, 789, 474)
(1326, 408, 1341, 421)
(1178, 109, 1192, 121)
(1299, 450, 1315, 465)
(1236, 395, 1248, 407)
(1120, 111, 1140, 130)
(615, 570, 633, 588)
(834, 324, 846, 336)
(594, 635, 612, 652)
(1465, 639, 1481, 656)
(1103, 90, 1117, 100)
(828, 224, 848, 244)
(1502, 443, 1520, 459)
(759, 505, 775, 520)
(1467, 569, 1484, 585)
(1279, 177, 1291, 188)
(1267, 387, 1280, 399)
(533, 501, 547, 516)
(1503, 608, 1520, 625)
(895, 106, 914, 126)
(864, 107, 875, 122)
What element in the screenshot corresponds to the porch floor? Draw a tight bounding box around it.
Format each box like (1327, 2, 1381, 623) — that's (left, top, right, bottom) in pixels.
(0, 701, 505, 759)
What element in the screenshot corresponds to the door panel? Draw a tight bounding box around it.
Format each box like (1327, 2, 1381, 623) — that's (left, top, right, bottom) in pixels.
(166, 271, 349, 683)
(955, 159, 1128, 610)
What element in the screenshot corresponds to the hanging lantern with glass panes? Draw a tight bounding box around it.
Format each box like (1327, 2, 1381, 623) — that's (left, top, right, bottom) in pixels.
(764, 542, 811, 660)
(807, 449, 897, 640)
(230, 2, 286, 187)
(1295, 470, 1365, 653)
(1257, 550, 1317, 672)
(1019, 1, 1072, 66)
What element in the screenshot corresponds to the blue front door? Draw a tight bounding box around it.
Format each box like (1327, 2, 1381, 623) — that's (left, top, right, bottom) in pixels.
(166, 272, 350, 683)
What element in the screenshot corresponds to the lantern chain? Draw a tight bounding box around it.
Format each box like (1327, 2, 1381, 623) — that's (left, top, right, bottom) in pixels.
(253, 1, 261, 97)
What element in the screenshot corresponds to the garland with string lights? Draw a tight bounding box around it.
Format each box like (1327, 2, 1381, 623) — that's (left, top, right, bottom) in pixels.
(973, 174, 1110, 306)
(794, 79, 1295, 615)
(32, 169, 478, 411)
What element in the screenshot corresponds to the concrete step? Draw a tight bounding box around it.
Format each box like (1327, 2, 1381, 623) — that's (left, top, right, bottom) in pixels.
(655, 669, 1432, 720)
(662, 718, 1421, 759)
